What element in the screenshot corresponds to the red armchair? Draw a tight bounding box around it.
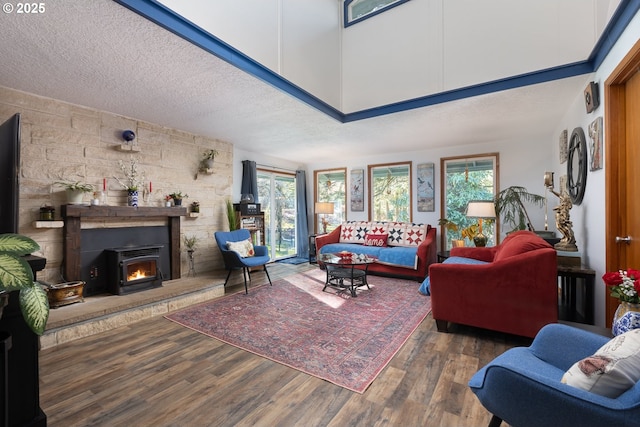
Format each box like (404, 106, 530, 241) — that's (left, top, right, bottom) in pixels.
(428, 230, 558, 338)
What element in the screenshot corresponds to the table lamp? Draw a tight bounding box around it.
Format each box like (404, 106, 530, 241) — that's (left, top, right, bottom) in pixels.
(466, 200, 496, 247)
(315, 202, 334, 234)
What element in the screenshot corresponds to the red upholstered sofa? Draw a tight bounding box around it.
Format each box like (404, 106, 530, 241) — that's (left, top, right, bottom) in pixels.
(315, 221, 437, 281)
(428, 230, 557, 338)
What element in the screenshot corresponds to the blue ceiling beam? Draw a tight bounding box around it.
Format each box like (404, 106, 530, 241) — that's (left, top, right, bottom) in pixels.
(114, 0, 637, 124)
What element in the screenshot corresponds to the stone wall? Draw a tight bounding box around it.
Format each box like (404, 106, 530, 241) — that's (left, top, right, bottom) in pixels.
(0, 86, 231, 284)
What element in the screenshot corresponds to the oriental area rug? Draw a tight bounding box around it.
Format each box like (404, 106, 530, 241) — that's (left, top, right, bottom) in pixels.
(165, 269, 431, 393)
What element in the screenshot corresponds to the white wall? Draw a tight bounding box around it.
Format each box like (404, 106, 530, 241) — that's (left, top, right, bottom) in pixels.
(157, 0, 342, 109)
(307, 131, 554, 245)
(548, 9, 640, 327)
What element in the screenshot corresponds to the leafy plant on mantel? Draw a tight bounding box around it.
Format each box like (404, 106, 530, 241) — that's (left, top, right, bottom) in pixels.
(54, 180, 94, 193)
(0, 234, 49, 335)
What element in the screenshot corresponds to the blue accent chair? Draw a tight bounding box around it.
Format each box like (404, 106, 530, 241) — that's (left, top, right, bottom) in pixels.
(469, 323, 640, 427)
(214, 229, 272, 294)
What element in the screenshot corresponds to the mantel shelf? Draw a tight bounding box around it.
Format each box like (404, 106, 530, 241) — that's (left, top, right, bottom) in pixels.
(61, 205, 187, 218)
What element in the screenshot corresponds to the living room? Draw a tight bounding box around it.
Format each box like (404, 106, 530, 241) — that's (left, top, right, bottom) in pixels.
(1, 0, 640, 425)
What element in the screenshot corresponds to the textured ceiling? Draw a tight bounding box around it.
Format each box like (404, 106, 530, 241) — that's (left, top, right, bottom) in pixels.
(0, 0, 604, 164)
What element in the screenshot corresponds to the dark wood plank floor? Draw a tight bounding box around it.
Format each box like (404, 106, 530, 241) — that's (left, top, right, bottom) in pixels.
(39, 262, 529, 426)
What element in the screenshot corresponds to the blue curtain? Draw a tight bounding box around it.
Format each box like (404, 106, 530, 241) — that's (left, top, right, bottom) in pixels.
(241, 160, 258, 203)
(295, 170, 309, 257)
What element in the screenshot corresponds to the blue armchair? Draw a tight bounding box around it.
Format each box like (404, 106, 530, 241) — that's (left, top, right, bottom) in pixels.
(214, 229, 272, 294)
(469, 323, 640, 427)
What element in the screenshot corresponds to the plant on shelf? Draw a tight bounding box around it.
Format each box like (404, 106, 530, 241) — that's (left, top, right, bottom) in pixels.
(494, 186, 545, 232)
(183, 235, 198, 252)
(114, 156, 145, 192)
(226, 199, 238, 231)
(55, 180, 94, 204)
(202, 149, 219, 164)
(190, 201, 200, 213)
(168, 191, 188, 206)
(0, 233, 49, 335)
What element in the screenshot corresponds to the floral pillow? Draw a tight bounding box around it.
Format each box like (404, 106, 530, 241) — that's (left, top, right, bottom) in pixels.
(227, 239, 255, 257)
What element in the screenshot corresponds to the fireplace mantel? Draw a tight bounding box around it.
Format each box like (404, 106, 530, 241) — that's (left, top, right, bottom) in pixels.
(61, 205, 187, 284)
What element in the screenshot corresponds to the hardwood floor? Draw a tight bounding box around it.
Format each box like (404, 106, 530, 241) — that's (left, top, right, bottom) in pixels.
(39, 262, 530, 426)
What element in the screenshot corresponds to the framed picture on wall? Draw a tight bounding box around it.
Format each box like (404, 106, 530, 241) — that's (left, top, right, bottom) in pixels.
(588, 116, 603, 171)
(350, 168, 364, 211)
(417, 162, 435, 212)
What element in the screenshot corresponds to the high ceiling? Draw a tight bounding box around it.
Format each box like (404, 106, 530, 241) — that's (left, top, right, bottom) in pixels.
(0, 0, 627, 164)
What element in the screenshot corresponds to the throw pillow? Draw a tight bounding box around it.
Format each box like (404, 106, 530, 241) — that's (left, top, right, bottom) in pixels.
(227, 239, 255, 258)
(561, 328, 640, 398)
(364, 233, 388, 247)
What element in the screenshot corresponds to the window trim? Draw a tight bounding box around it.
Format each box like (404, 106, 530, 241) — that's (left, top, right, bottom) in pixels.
(344, 0, 411, 28)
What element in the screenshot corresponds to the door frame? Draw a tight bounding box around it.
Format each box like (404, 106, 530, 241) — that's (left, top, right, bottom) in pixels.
(604, 39, 640, 325)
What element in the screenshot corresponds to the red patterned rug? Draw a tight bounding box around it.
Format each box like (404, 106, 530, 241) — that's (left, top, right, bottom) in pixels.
(165, 269, 431, 393)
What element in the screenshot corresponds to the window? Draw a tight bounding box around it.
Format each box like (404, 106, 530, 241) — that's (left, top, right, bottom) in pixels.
(314, 169, 346, 234)
(440, 154, 499, 249)
(257, 170, 297, 260)
(344, 0, 411, 27)
(368, 162, 412, 222)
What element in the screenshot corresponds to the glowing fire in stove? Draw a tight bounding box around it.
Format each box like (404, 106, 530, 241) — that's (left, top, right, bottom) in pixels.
(128, 269, 149, 281)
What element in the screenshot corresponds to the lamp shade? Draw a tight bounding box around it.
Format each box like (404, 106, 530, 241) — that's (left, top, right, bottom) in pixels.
(315, 202, 334, 215)
(466, 200, 496, 218)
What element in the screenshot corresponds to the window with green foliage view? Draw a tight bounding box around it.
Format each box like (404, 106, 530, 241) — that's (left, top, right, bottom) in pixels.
(440, 154, 499, 249)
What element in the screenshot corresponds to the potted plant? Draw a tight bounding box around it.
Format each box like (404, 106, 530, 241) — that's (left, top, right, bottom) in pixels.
(226, 199, 238, 231)
(0, 233, 49, 335)
(190, 201, 200, 213)
(183, 235, 198, 252)
(55, 180, 94, 204)
(494, 186, 545, 233)
(438, 218, 465, 248)
(202, 149, 219, 170)
(169, 191, 188, 206)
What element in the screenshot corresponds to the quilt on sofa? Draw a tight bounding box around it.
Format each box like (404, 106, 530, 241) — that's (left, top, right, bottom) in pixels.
(319, 221, 431, 270)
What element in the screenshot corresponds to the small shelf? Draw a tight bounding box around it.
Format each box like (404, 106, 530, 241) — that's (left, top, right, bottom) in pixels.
(33, 220, 64, 228)
(199, 168, 214, 174)
(188, 212, 200, 218)
(117, 144, 141, 152)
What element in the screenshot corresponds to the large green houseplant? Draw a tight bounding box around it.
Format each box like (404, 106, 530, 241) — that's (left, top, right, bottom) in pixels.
(494, 186, 545, 232)
(0, 233, 49, 335)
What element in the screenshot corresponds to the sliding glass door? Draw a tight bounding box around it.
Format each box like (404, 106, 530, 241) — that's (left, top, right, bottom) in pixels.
(258, 171, 297, 260)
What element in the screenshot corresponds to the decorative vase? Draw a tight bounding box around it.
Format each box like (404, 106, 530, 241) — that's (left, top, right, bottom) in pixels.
(127, 190, 139, 207)
(612, 301, 640, 336)
(165, 201, 172, 207)
(203, 158, 214, 169)
(173, 198, 182, 206)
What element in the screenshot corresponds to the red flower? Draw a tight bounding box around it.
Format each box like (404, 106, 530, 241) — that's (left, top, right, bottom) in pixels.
(627, 269, 640, 280)
(602, 271, 624, 286)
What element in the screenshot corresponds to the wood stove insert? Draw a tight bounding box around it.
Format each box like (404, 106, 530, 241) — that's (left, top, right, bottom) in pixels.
(106, 245, 163, 295)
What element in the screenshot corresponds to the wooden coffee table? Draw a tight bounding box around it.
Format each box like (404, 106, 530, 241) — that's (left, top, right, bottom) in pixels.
(318, 252, 377, 297)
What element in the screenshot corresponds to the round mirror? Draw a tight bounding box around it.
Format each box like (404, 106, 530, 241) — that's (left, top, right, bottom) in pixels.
(567, 127, 587, 205)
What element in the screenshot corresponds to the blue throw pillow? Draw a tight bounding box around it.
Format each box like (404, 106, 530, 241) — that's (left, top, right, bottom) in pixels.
(419, 276, 431, 296)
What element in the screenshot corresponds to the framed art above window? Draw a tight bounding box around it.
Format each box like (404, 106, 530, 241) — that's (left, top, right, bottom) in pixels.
(344, 0, 411, 27)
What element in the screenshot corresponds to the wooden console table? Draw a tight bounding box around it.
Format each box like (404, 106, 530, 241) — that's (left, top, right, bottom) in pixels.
(61, 205, 187, 281)
(557, 264, 595, 325)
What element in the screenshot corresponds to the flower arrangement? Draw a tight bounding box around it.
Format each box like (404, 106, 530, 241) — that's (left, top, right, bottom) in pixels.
(164, 195, 173, 202)
(183, 235, 198, 251)
(202, 149, 219, 160)
(603, 269, 640, 304)
(114, 156, 145, 191)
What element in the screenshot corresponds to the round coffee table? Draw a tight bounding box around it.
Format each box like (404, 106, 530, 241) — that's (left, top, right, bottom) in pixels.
(318, 252, 377, 297)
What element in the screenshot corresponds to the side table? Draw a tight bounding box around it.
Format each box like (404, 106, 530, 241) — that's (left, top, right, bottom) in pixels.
(557, 264, 595, 325)
(309, 234, 322, 264)
(437, 251, 450, 263)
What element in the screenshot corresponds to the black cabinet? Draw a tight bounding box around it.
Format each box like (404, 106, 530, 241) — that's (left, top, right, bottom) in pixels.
(0, 256, 47, 427)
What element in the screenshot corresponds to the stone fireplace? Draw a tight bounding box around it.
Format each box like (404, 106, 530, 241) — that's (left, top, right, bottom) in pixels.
(61, 205, 186, 296)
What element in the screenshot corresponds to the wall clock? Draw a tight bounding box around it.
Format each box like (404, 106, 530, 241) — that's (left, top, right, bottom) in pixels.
(567, 127, 587, 205)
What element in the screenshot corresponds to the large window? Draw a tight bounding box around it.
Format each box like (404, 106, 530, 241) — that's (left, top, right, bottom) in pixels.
(344, 0, 411, 27)
(314, 168, 346, 234)
(368, 162, 412, 222)
(258, 170, 297, 260)
(440, 154, 499, 249)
